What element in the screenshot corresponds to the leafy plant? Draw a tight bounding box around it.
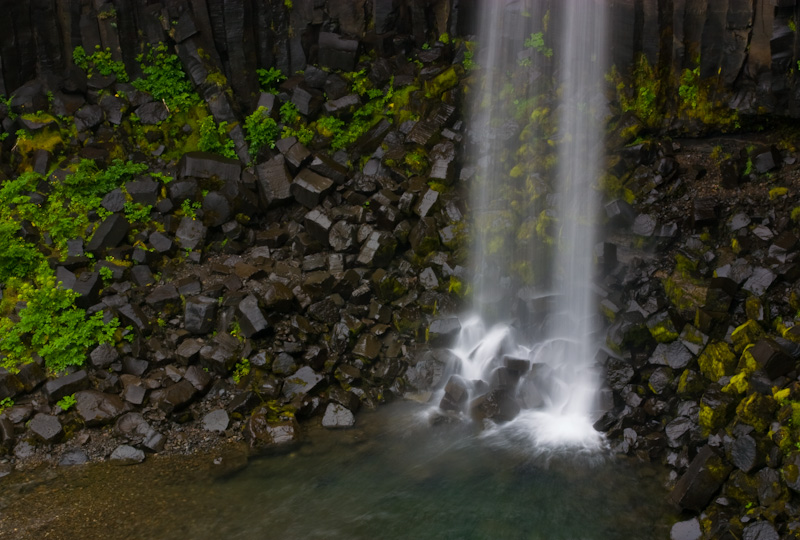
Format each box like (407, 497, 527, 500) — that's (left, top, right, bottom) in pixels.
(133, 42, 200, 112)
(180, 199, 201, 220)
(73, 45, 129, 82)
(232, 358, 250, 383)
(57, 394, 77, 411)
(0, 274, 119, 374)
(198, 116, 237, 159)
(256, 67, 286, 93)
(123, 202, 152, 223)
(0, 397, 13, 414)
(524, 32, 553, 58)
(99, 265, 114, 283)
(244, 107, 279, 156)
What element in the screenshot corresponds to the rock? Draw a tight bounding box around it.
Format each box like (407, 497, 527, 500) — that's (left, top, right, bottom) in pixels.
(59, 449, 89, 466)
(202, 409, 230, 433)
(648, 367, 673, 394)
(74, 390, 126, 426)
(692, 198, 718, 229)
(282, 366, 325, 400)
(283, 141, 312, 173)
(670, 518, 702, 540)
(409, 217, 441, 256)
(86, 214, 130, 252)
(304, 209, 333, 246)
(606, 358, 634, 391)
(649, 341, 693, 370)
(74, 104, 104, 131)
(184, 365, 212, 391)
(185, 296, 218, 335)
(44, 370, 90, 402)
(665, 417, 693, 448)
(101, 189, 126, 212)
(697, 341, 736, 382)
(110, 444, 145, 464)
(414, 189, 439, 218)
(742, 522, 779, 540)
(749, 339, 794, 379)
(256, 156, 293, 208)
(743, 268, 776, 297)
(753, 147, 781, 174)
(427, 317, 461, 346)
(175, 217, 207, 250)
(125, 178, 159, 206)
(237, 295, 268, 338)
(605, 199, 636, 227)
(136, 102, 169, 124)
(756, 467, 782, 506)
(353, 334, 381, 360)
(439, 375, 469, 412)
(145, 284, 180, 308)
(470, 390, 520, 423)
(318, 32, 359, 71)
(15, 363, 46, 393)
(0, 370, 24, 400)
(291, 169, 334, 209)
(246, 415, 299, 446)
(29, 413, 63, 443)
(632, 214, 657, 237)
(357, 231, 397, 267)
(329, 221, 357, 252)
(321, 403, 355, 428)
(149, 380, 197, 414)
(670, 445, 732, 511)
(202, 192, 231, 227)
(263, 282, 295, 312)
(730, 434, 761, 473)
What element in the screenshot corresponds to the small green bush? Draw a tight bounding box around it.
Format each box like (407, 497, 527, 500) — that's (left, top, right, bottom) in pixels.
(256, 67, 286, 93)
(198, 116, 237, 159)
(244, 107, 279, 156)
(57, 394, 77, 411)
(133, 43, 200, 113)
(73, 45, 129, 82)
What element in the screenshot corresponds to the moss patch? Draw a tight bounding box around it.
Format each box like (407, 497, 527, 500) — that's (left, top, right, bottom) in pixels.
(698, 341, 737, 382)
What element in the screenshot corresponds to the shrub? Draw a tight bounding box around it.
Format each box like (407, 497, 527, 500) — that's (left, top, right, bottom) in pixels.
(256, 67, 286, 93)
(73, 45, 129, 82)
(244, 107, 279, 156)
(198, 116, 237, 159)
(133, 43, 200, 112)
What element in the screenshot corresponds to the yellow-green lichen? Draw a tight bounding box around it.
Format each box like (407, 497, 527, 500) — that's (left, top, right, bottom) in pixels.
(731, 320, 765, 354)
(698, 341, 737, 382)
(736, 393, 777, 433)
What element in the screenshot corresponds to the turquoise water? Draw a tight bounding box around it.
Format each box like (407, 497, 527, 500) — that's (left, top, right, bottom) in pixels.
(0, 402, 675, 540)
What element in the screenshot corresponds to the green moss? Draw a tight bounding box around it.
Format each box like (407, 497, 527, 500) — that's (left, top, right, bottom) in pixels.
(736, 393, 777, 432)
(699, 400, 730, 434)
(698, 341, 737, 382)
(647, 316, 680, 343)
(731, 320, 765, 354)
(424, 66, 462, 98)
(677, 369, 705, 396)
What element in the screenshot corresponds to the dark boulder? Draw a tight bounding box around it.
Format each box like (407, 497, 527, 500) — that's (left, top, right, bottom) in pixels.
(184, 296, 218, 335)
(291, 169, 334, 209)
(29, 413, 63, 443)
(469, 390, 521, 423)
(44, 370, 89, 402)
(149, 380, 197, 414)
(670, 445, 732, 511)
(86, 214, 130, 252)
(74, 390, 126, 426)
(321, 403, 355, 428)
(237, 295, 269, 338)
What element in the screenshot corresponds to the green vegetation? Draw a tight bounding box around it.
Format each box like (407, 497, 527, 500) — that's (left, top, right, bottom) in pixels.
(133, 43, 201, 113)
(0, 274, 118, 374)
(524, 32, 553, 58)
(232, 358, 250, 384)
(57, 394, 77, 411)
(608, 56, 660, 127)
(244, 107, 280, 156)
(280, 102, 314, 145)
(256, 67, 286, 93)
(123, 202, 152, 223)
(73, 45, 129, 82)
(198, 116, 237, 159)
(0, 398, 13, 414)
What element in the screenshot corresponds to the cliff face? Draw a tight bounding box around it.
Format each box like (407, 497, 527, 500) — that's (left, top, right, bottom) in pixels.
(1, 0, 799, 118)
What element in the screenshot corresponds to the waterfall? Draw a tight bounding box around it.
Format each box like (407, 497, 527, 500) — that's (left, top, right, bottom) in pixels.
(445, 0, 609, 450)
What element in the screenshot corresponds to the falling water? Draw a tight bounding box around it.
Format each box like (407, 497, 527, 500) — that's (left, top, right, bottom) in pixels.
(449, 0, 609, 449)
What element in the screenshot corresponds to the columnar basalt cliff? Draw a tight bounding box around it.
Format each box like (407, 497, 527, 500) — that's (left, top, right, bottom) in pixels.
(2, 1, 800, 120)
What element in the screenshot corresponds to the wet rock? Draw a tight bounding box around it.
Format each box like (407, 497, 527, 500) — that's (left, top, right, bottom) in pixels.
(755, 467, 782, 506)
(86, 214, 129, 252)
(649, 341, 693, 370)
(308, 154, 348, 184)
(414, 189, 439, 218)
(321, 403, 355, 428)
(605, 199, 636, 227)
(329, 221, 357, 252)
(255, 156, 294, 208)
(699, 386, 735, 433)
(44, 370, 89, 402)
(742, 522, 779, 540)
(670, 445, 732, 511)
(304, 209, 333, 246)
(59, 449, 89, 466)
(175, 217, 207, 250)
(15, 363, 46, 393)
(753, 147, 781, 174)
(743, 268, 776, 297)
(149, 380, 197, 414)
(184, 365, 212, 392)
(101, 189, 126, 212)
(318, 32, 359, 71)
(353, 334, 382, 361)
(237, 295, 268, 338)
(670, 518, 702, 540)
(202, 192, 232, 227)
(470, 390, 521, 423)
(145, 284, 180, 309)
(29, 413, 63, 443)
(648, 367, 673, 395)
(136, 102, 169, 124)
(74, 390, 126, 426)
(409, 217, 440, 256)
(692, 198, 718, 229)
(0, 370, 24, 400)
(272, 353, 297, 376)
(357, 231, 397, 267)
(427, 317, 461, 346)
(282, 366, 325, 400)
(665, 417, 693, 448)
(202, 409, 230, 433)
(185, 296, 218, 335)
(291, 169, 334, 209)
(632, 214, 657, 237)
(750, 339, 794, 379)
(439, 375, 470, 412)
(110, 444, 145, 464)
(263, 283, 295, 312)
(697, 341, 737, 382)
(246, 415, 299, 447)
(606, 358, 635, 391)
(405, 350, 449, 392)
(125, 178, 158, 206)
(283, 141, 313, 172)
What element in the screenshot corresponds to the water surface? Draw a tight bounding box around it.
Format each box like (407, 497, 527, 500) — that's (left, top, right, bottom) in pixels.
(0, 402, 676, 540)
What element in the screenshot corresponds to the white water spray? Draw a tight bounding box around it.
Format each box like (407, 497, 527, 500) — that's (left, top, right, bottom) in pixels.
(448, 0, 609, 450)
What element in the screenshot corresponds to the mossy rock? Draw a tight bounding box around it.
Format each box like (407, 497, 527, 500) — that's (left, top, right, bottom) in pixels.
(723, 469, 759, 506)
(736, 346, 759, 376)
(424, 65, 463, 98)
(699, 386, 735, 434)
(731, 320, 765, 354)
(678, 369, 705, 397)
(698, 341, 737, 382)
(736, 392, 776, 433)
(722, 372, 750, 395)
(646, 311, 680, 343)
(663, 271, 708, 312)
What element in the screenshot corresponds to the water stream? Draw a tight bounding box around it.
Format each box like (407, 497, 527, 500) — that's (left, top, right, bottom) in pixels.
(450, 0, 610, 448)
